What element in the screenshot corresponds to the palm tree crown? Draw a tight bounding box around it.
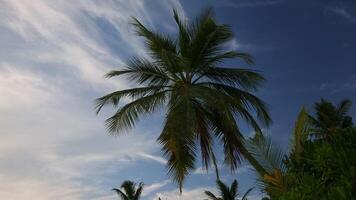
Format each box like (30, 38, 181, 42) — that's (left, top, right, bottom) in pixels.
(96, 8, 271, 190)
(205, 180, 253, 200)
(309, 99, 353, 138)
(112, 180, 144, 200)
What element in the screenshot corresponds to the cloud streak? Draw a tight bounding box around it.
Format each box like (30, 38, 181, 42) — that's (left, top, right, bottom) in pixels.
(326, 7, 356, 23)
(0, 0, 184, 199)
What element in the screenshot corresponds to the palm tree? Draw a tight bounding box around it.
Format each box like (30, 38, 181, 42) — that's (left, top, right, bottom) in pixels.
(309, 99, 353, 138)
(96, 8, 271, 190)
(205, 179, 253, 200)
(112, 180, 144, 200)
(246, 107, 311, 198)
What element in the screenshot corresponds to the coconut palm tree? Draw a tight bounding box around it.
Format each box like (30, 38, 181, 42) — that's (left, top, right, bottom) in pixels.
(112, 180, 144, 200)
(96, 8, 271, 190)
(205, 179, 253, 200)
(309, 99, 353, 138)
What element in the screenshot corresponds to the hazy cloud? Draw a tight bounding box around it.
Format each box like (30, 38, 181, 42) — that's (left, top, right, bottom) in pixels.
(0, 0, 184, 199)
(325, 7, 356, 23)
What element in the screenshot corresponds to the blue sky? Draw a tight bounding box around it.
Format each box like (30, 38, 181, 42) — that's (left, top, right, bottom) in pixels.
(0, 0, 355, 199)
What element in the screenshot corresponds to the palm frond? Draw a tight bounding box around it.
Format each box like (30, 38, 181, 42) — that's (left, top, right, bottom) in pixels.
(190, 21, 234, 70)
(105, 90, 168, 133)
(195, 83, 271, 127)
(194, 101, 213, 170)
(241, 187, 254, 200)
(202, 52, 254, 68)
(205, 191, 219, 200)
(95, 86, 166, 114)
(194, 67, 264, 90)
(173, 9, 191, 57)
(131, 18, 183, 78)
(158, 92, 197, 192)
(134, 182, 144, 200)
(213, 111, 244, 170)
(229, 179, 238, 198)
(131, 18, 176, 55)
(337, 99, 352, 117)
(216, 180, 231, 200)
(112, 188, 129, 200)
(121, 181, 136, 199)
(247, 132, 285, 174)
(290, 106, 311, 160)
(105, 57, 173, 86)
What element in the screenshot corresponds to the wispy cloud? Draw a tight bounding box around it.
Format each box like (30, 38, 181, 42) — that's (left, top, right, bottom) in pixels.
(136, 152, 167, 165)
(193, 164, 250, 176)
(154, 187, 216, 200)
(0, 0, 184, 199)
(154, 186, 264, 200)
(325, 7, 356, 23)
(142, 179, 171, 197)
(227, 38, 259, 52)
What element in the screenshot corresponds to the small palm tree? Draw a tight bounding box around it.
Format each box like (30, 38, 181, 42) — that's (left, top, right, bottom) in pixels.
(246, 107, 311, 198)
(112, 180, 144, 200)
(96, 8, 271, 190)
(205, 179, 253, 200)
(309, 99, 353, 138)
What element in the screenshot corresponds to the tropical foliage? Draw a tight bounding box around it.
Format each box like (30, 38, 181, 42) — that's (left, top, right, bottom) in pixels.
(309, 99, 353, 139)
(280, 127, 356, 199)
(247, 99, 356, 199)
(205, 179, 254, 200)
(96, 8, 271, 190)
(94, 7, 355, 200)
(113, 180, 144, 200)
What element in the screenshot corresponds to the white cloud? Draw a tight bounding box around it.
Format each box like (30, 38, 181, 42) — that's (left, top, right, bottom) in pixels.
(137, 152, 167, 165)
(227, 39, 258, 51)
(326, 7, 356, 23)
(0, 0, 185, 199)
(154, 186, 264, 200)
(142, 179, 171, 197)
(0, 63, 56, 109)
(154, 187, 216, 200)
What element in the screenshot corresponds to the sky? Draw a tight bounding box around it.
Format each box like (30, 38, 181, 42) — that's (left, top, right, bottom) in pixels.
(0, 0, 355, 199)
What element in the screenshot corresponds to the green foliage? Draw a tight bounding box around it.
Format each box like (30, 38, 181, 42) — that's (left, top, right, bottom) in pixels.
(280, 128, 356, 200)
(113, 180, 144, 200)
(248, 101, 356, 200)
(96, 8, 270, 190)
(309, 99, 353, 139)
(205, 180, 253, 200)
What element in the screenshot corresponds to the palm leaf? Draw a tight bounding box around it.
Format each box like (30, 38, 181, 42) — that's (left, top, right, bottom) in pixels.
(105, 57, 173, 86)
(241, 187, 254, 200)
(112, 188, 129, 200)
(290, 106, 311, 160)
(134, 182, 144, 200)
(105, 90, 168, 133)
(337, 99, 352, 116)
(158, 92, 197, 192)
(247, 132, 285, 174)
(95, 86, 167, 114)
(205, 191, 220, 200)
